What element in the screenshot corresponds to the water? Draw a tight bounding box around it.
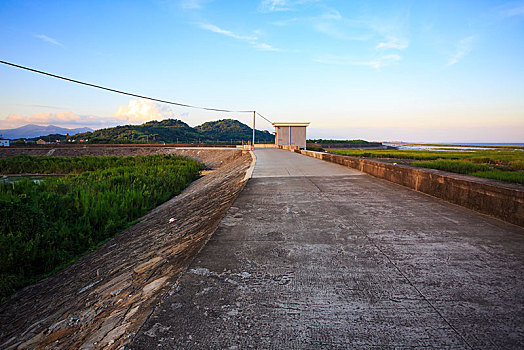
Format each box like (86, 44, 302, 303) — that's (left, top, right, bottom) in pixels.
(0, 174, 62, 186)
(386, 143, 524, 151)
(449, 143, 524, 147)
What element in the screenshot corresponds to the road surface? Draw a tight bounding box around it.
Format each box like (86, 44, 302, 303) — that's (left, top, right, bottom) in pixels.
(131, 148, 524, 349)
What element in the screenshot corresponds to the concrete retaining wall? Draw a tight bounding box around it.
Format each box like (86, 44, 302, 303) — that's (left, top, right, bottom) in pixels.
(279, 146, 524, 226)
(254, 143, 277, 148)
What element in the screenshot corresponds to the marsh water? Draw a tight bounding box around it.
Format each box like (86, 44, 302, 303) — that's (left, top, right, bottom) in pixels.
(0, 174, 63, 185)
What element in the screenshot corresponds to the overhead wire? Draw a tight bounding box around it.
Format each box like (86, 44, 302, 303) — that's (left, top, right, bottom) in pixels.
(256, 112, 273, 124)
(0, 60, 254, 113)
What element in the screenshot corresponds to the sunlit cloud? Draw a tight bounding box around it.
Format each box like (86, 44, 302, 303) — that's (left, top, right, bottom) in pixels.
(447, 36, 475, 66)
(35, 34, 64, 47)
(315, 53, 401, 70)
(113, 99, 175, 124)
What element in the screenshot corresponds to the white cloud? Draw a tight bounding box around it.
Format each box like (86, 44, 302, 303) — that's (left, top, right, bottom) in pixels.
(315, 54, 401, 70)
(259, 0, 290, 12)
(35, 34, 64, 47)
(258, 0, 321, 13)
(376, 37, 408, 50)
(113, 99, 175, 124)
(199, 23, 257, 41)
(447, 36, 475, 66)
(198, 22, 282, 51)
(253, 42, 281, 51)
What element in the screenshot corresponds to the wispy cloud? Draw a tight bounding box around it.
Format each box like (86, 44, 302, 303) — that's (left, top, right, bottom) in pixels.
(499, 2, 524, 17)
(180, 0, 210, 10)
(35, 34, 64, 47)
(13, 104, 69, 110)
(199, 23, 257, 41)
(273, 8, 374, 41)
(376, 37, 408, 50)
(258, 0, 320, 13)
(253, 42, 281, 51)
(315, 54, 401, 70)
(259, 0, 290, 12)
(0, 112, 106, 129)
(447, 36, 475, 66)
(198, 22, 282, 51)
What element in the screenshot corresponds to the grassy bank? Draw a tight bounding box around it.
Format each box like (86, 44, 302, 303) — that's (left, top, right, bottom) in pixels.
(329, 149, 524, 184)
(0, 154, 203, 301)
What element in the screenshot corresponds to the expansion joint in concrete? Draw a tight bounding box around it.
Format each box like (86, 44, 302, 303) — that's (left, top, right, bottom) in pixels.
(306, 175, 475, 349)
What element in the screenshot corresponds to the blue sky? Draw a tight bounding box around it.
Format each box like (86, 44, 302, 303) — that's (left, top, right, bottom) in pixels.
(0, 0, 523, 142)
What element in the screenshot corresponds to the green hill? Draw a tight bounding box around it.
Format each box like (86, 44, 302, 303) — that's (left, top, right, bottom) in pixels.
(70, 119, 274, 144)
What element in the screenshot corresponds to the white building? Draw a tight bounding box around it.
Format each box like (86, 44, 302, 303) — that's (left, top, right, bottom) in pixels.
(273, 122, 310, 150)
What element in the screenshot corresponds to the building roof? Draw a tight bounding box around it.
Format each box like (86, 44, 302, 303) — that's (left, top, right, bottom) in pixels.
(272, 122, 310, 127)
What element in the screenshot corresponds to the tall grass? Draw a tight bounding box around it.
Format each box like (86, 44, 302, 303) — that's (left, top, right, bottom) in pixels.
(330, 149, 524, 167)
(412, 160, 491, 174)
(412, 160, 523, 184)
(330, 149, 524, 184)
(0, 155, 203, 301)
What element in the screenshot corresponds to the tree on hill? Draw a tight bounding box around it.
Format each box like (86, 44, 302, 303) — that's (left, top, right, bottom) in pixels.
(60, 119, 274, 144)
(196, 119, 274, 142)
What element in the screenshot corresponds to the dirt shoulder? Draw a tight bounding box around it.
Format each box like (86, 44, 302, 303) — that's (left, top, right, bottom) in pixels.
(0, 145, 242, 169)
(0, 148, 252, 349)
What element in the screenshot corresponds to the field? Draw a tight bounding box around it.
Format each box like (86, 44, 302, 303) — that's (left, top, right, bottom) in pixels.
(0, 154, 203, 300)
(329, 149, 524, 184)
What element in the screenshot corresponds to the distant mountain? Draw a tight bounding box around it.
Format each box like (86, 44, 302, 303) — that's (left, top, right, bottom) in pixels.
(73, 119, 274, 144)
(0, 124, 93, 139)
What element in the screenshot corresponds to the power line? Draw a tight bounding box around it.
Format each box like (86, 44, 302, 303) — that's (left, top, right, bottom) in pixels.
(0, 60, 254, 114)
(256, 112, 273, 124)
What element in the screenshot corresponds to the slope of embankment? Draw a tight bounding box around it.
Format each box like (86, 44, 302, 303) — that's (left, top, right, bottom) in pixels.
(0, 146, 253, 349)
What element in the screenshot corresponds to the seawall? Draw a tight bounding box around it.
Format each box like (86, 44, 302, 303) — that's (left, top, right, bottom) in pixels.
(279, 146, 523, 227)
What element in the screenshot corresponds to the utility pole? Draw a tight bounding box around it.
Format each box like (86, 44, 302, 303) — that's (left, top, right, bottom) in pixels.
(252, 111, 255, 150)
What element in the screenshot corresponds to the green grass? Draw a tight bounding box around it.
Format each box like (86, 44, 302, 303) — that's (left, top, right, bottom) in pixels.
(471, 170, 524, 184)
(329, 149, 524, 184)
(331, 149, 473, 160)
(412, 160, 491, 174)
(307, 139, 369, 144)
(0, 154, 203, 301)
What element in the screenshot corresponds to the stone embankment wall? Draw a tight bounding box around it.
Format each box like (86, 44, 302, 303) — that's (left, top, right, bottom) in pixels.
(279, 146, 523, 227)
(0, 148, 253, 349)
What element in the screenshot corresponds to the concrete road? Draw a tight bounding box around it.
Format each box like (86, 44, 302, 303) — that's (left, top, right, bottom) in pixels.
(132, 148, 524, 349)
